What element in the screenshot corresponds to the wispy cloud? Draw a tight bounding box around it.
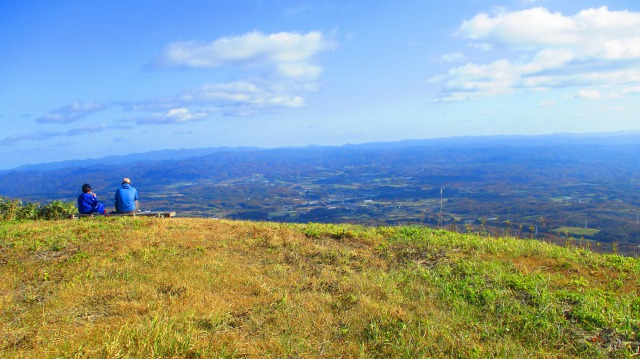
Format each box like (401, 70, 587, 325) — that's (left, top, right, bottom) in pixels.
(0, 124, 110, 145)
(127, 80, 307, 122)
(539, 99, 556, 107)
(572, 89, 621, 100)
(37, 101, 108, 123)
(622, 86, 640, 94)
(433, 6, 640, 101)
(282, 4, 315, 17)
(184, 82, 306, 113)
(439, 51, 466, 63)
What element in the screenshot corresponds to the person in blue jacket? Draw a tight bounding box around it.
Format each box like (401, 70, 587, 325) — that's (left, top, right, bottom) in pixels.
(77, 183, 106, 214)
(115, 177, 139, 214)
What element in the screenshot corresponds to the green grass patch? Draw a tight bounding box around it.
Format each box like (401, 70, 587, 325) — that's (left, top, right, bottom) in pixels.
(555, 226, 601, 236)
(1, 218, 638, 358)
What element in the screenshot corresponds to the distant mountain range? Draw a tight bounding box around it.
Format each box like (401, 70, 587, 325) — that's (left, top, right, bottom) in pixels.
(2, 132, 640, 254)
(6, 130, 640, 173)
(2, 131, 639, 201)
(5, 146, 263, 173)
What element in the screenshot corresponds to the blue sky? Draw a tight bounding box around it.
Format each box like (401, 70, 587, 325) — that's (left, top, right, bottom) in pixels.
(2, 0, 640, 169)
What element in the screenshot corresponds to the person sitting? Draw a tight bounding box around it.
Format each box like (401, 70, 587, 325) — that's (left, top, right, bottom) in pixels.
(77, 183, 106, 215)
(115, 177, 139, 214)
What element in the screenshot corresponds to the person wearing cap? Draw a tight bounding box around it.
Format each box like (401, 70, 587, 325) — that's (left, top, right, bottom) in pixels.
(77, 183, 106, 215)
(114, 177, 139, 214)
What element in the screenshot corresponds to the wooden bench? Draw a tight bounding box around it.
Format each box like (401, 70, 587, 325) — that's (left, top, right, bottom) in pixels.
(73, 211, 176, 219)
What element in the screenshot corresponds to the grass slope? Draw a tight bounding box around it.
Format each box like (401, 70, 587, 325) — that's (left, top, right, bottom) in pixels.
(1, 218, 639, 358)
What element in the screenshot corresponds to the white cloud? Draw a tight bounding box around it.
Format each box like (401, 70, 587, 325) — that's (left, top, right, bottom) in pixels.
(138, 31, 333, 120)
(38, 101, 108, 123)
(457, 7, 578, 47)
(433, 60, 521, 101)
(156, 31, 334, 80)
(435, 7, 640, 101)
(136, 108, 207, 125)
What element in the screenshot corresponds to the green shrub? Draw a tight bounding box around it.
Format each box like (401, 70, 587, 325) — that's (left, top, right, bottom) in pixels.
(0, 197, 21, 220)
(0, 196, 76, 221)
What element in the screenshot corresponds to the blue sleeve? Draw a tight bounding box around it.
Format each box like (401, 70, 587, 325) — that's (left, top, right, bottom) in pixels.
(78, 193, 99, 214)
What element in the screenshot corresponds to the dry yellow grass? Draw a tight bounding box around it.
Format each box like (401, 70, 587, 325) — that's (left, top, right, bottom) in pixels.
(1, 217, 639, 358)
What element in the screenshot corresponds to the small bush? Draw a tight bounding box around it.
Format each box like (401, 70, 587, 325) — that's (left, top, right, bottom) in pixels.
(0, 196, 76, 221)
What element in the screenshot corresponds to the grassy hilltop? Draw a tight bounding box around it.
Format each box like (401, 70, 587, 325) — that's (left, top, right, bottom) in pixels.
(1, 218, 639, 358)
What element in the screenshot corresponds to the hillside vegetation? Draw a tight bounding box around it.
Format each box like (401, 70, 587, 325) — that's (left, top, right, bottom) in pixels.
(4, 136, 640, 254)
(1, 218, 639, 358)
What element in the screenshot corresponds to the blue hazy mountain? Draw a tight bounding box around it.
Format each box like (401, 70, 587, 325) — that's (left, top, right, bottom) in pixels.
(1, 132, 639, 253)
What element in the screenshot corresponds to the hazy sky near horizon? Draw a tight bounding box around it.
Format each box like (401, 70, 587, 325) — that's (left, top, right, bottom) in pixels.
(2, 0, 640, 169)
